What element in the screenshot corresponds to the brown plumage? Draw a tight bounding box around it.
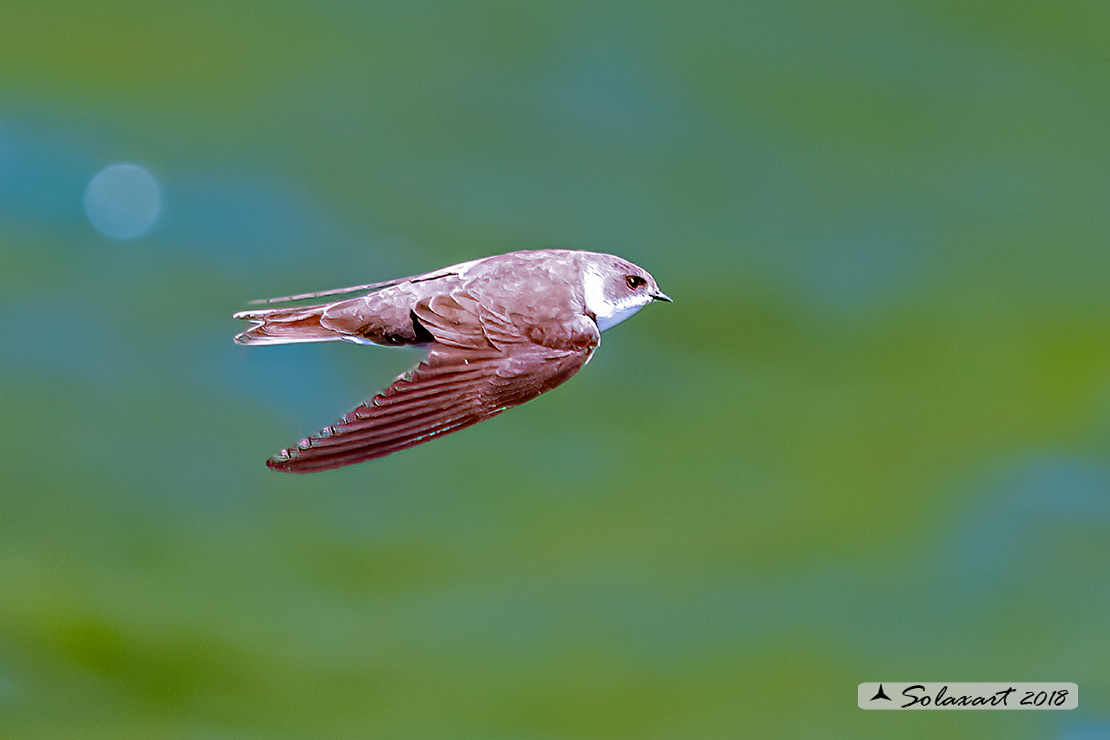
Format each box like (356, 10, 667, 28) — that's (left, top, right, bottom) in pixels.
(234, 249, 669, 473)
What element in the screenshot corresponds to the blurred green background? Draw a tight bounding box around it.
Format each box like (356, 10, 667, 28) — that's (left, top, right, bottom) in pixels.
(2, 1, 1108, 737)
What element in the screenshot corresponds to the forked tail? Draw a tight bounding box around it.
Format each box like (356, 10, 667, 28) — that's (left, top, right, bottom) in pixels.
(233, 303, 339, 345)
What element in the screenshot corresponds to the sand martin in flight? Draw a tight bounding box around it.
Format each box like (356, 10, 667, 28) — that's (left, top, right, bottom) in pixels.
(234, 249, 670, 473)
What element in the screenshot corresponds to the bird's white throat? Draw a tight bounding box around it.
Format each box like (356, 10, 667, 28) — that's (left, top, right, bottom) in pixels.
(583, 265, 650, 331)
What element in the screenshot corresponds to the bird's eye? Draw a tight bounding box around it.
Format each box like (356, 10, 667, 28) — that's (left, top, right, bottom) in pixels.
(626, 275, 647, 289)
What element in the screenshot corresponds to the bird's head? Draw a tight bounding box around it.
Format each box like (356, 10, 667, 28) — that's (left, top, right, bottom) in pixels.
(582, 254, 671, 331)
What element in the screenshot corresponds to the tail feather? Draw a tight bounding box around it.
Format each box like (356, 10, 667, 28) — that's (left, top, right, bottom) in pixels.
(233, 304, 339, 345)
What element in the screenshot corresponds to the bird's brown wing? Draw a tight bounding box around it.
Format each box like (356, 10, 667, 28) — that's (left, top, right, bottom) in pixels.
(267, 290, 598, 473)
(267, 343, 591, 473)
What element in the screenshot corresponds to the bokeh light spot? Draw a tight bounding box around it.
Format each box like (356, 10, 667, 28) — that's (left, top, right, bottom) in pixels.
(83, 163, 162, 240)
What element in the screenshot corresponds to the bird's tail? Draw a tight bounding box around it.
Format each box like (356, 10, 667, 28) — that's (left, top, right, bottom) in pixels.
(233, 303, 339, 345)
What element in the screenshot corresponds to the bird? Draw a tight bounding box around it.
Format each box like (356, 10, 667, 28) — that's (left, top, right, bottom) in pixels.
(234, 249, 671, 473)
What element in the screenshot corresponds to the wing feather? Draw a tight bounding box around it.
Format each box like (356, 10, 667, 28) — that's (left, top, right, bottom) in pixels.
(264, 279, 600, 473)
(267, 343, 591, 473)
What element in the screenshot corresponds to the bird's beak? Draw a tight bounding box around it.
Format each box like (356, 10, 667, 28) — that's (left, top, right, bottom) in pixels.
(652, 291, 673, 303)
